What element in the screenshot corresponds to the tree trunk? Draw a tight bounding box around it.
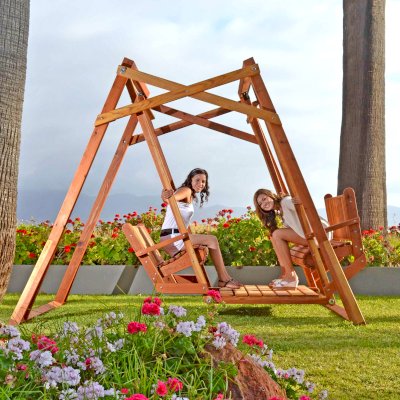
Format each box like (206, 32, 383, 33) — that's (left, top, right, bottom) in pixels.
(0, 0, 30, 301)
(338, 0, 386, 230)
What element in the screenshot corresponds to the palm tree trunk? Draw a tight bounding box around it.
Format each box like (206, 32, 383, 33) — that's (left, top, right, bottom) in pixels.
(0, 0, 30, 301)
(338, 0, 386, 230)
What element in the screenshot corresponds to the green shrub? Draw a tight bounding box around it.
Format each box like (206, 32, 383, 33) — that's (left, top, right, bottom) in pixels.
(14, 206, 400, 267)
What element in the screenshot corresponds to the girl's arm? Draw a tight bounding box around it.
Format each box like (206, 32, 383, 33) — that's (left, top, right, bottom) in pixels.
(161, 187, 192, 204)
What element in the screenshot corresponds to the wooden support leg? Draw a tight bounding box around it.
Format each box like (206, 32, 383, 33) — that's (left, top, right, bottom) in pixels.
(244, 57, 365, 325)
(137, 111, 208, 285)
(54, 116, 138, 305)
(9, 59, 134, 324)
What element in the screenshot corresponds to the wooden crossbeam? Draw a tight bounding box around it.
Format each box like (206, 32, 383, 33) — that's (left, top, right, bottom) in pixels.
(96, 64, 262, 126)
(103, 65, 281, 126)
(130, 106, 233, 145)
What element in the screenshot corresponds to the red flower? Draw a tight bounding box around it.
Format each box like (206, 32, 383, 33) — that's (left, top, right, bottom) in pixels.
(155, 381, 168, 396)
(161, 202, 168, 208)
(127, 322, 147, 334)
(37, 336, 59, 354)
(206, 290, 222, 303)
(64, 246, 71, 253)
(75, 217, 81, 222)
(242, 334, 263, 348)
(378, 226, 384, 231)
(167, 377, 183, 392)
(28, 252, 36, 259)
(141, 302, 161, 316)
(115, 214, 120, 218)
(249, 246, 256, 252)
(223, 223, 230, 228)
(128, 247, 135, 253)
(120, 388, 129, 395)
(144, 296, 162, 306)
(126, 395, 149, 400)
(111, 233, 119, 238)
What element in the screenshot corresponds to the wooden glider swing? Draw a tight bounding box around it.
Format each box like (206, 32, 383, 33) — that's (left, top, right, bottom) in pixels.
(10, 57, 367, 326)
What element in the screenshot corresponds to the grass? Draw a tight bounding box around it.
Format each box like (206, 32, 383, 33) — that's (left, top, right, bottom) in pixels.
(1, 294, 399, 400)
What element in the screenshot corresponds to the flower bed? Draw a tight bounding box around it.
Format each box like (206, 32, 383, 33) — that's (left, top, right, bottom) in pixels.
(0, 293, 328, 399)
(15, 206, 400, 267)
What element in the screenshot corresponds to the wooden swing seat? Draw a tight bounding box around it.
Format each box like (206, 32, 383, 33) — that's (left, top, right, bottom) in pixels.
(290, 187, 366, 281)
(219, 284, 325, 304)
(122, 223, 210, 294)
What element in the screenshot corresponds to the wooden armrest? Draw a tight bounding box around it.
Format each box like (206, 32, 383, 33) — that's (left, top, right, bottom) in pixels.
(325, 218, 360, 232)
(135, 233, 189, 256)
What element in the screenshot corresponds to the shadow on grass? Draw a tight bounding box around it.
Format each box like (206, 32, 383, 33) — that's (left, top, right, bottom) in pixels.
(219, 306, 273, 317)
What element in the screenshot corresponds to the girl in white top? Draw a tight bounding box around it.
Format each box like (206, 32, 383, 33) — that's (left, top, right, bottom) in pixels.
(160, 168, 242, 289)
(253, 188, 329, 289)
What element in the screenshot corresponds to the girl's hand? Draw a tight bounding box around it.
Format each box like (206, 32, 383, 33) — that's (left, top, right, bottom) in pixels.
(161, 189, 174, 202)
(292, 197, 302, 205)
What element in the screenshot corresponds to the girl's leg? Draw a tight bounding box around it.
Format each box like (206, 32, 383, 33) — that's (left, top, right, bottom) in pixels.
(189, 233, 241, 287)
(270, 228, 308, 281)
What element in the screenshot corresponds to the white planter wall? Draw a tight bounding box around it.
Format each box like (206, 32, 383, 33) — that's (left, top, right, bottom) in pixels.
(7, 265, 400, 296)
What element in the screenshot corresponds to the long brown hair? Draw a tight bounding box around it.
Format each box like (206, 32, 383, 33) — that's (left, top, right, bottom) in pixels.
(253, 189, 285, 234)
(179, 168, 210, 207)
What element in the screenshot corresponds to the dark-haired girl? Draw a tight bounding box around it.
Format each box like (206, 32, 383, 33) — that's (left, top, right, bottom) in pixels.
(160, 168, 242, 289)
(253, 188, 329, 289)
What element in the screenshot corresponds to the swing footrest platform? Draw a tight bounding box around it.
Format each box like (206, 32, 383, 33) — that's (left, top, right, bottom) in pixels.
(219, 284, 327, 304)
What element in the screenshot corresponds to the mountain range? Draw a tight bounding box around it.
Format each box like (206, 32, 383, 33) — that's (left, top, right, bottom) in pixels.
(17, 190, 400, 226)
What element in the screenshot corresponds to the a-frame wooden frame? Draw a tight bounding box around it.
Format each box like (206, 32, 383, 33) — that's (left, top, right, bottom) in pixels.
(10, 57, 366, 325)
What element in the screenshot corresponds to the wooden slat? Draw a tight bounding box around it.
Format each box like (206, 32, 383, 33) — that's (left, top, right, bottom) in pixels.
(96, 64, 263, 126)
(155, 282, 208, 294)
(245, 285, 263, 296)
(296, 285, 319, 296)
(231, 286, 250, 297)
(110, 65, 281, 126)
(256, 285, 277, 296)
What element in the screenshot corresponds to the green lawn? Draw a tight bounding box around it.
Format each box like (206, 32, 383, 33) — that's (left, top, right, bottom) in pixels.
(1, 294, 399, 400)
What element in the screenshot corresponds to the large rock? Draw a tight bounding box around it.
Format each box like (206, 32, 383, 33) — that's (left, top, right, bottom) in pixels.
(205, 343, 287, 400)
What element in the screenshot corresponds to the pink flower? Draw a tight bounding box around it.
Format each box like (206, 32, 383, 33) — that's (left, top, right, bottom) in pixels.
(214, 394, 224, 400)
(167, 377, 183, 392)
(155, 381, 168, 396)
(126, 395, 149, 400)
(242, 334, 263, 348)
(127, 322, 147, 334)
(141, 302, 161, 316)
(37, 336, 59, 354)
(120, 388, 129, 394)
(206, 290, 222, 303)
(299, 396, 311, 400)
(143, 296, 162, 306)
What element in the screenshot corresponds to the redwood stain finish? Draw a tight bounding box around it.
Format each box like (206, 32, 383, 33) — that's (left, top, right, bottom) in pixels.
(10, 58, 366, 325)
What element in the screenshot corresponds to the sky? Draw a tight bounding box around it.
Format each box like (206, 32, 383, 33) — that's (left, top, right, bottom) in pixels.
(19, 0, 400, 216)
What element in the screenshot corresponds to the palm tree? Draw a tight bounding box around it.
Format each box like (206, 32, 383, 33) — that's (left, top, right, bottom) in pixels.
(338, 0, 386, 230)
(0, 0, 30, 301)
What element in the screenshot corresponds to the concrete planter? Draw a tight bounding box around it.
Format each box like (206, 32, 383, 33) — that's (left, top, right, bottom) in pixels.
(7, 265, 400, 296)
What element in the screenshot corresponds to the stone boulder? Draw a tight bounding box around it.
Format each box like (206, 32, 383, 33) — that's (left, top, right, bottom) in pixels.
(205, 343, 287, 400)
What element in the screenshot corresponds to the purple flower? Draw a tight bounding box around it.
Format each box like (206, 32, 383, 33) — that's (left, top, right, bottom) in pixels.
(6, 337, 30, 360)
(212, 336, 227, 350)
(176, 321, 196, 337)
(29, 349, 55, 368)
(77, 380, 105, 399)
(168, 305, 187, 318)
(0, 325, 21, 338)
